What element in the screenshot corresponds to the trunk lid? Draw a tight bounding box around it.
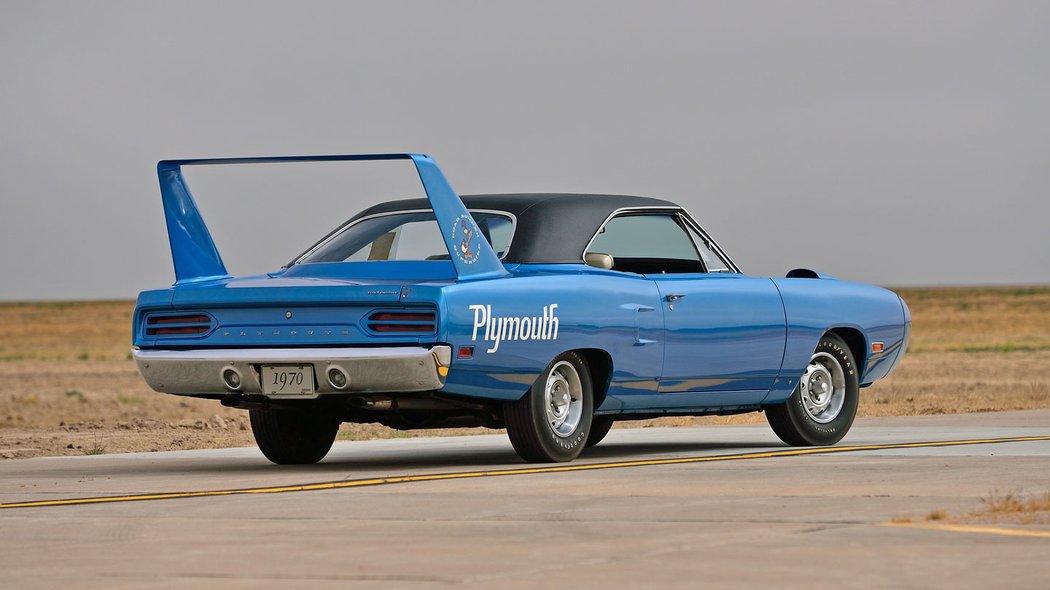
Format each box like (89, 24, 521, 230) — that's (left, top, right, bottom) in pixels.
(135, 263, 452, 348)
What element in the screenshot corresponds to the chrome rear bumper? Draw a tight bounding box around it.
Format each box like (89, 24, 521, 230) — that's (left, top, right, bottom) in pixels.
(133, 346, 451, 399)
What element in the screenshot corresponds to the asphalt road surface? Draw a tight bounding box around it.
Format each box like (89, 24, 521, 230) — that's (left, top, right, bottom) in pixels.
(2, 410, 1049, 589)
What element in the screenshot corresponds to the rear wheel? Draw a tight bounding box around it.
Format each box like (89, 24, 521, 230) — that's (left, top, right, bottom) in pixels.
(249, 408, 340, 465)
(585, 417, 614, 447)
(505, 352, 594, 462)
(765, 333, 859, 446)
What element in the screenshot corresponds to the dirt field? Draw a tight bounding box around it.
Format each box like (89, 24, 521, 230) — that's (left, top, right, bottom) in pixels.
(1, 286, 1048, 459)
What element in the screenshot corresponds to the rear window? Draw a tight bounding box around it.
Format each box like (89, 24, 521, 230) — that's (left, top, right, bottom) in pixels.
(298, 211, 514, 264)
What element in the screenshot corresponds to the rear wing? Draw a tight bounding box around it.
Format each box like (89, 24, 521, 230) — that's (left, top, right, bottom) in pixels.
(156, 153, 509, 284)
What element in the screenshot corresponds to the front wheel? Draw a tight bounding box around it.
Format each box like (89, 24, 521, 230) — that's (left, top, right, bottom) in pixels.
(249, 408, 340, 465)
(504, 352, 594, 462)
(765, 333, 859, 446)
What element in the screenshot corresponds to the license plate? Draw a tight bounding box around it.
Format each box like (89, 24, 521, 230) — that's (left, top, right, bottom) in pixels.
(261, 365, 315, 396)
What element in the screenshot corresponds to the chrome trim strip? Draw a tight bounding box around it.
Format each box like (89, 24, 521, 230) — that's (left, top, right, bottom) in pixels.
(676, 211, 742, 274)
(291, 209, 518, 265)
(580, 206, 742, 274)
(134, 345, 451, 399)
(133, 347, 449, 362)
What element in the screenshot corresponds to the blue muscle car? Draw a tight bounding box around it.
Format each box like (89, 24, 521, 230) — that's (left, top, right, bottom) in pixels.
(133, 154, 911, 464)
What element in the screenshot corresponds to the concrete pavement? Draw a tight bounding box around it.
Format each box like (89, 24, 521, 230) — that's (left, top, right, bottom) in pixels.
(2, 410, 1049, 589)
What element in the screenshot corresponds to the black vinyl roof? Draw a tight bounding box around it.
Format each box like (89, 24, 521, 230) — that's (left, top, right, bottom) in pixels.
(352, 193, 680, 264)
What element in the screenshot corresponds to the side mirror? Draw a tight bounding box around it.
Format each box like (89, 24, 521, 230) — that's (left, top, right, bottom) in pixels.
(584, 252, 614, 270)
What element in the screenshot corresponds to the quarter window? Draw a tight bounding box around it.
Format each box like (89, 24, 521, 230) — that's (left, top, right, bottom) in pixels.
(685, 223, 732, 272)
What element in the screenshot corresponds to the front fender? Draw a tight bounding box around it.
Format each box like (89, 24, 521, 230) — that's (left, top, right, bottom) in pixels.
(764, 278, 908, 404)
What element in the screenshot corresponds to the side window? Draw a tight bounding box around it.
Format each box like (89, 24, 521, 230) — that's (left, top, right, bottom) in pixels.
(685, 223, 732, 272)
(586, 214, 704, 274)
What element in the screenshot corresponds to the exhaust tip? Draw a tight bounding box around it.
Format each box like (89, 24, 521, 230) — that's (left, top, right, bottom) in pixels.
(221, 367, 243, 390)
(327, 366, 350, 390)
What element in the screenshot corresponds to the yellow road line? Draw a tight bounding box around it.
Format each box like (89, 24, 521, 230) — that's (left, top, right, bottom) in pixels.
(883, 522, 1050, 539)
(1, 435, 1048, 510)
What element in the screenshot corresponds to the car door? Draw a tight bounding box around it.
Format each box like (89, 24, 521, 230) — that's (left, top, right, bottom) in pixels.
(586, 211, 787, 410)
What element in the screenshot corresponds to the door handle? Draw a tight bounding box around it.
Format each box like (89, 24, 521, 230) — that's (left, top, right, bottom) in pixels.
(664, 294, 687, 302)
(621, 303, 655, 312)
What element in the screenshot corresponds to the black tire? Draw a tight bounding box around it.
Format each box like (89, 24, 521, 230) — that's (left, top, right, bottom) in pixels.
(249, 408, 340, 465)
(585, 417, 614, 448)
(766, 333, 859, 446)
(504, 351, 594, 463)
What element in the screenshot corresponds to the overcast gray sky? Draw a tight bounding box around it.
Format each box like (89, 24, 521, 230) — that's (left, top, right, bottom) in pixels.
(1, 0, 1048, 300)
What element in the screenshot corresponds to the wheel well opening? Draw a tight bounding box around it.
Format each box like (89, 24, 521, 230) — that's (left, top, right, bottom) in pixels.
(576, 348, 613, 409)
(828, 328, 866, 371)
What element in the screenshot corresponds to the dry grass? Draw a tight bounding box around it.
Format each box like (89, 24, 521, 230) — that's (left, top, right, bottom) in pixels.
(0, 300, 135, 362)
(925, 509, 949, 521)
(976, 490, 1050, 518)
(856, 286, 1050, 418)
(894, 286, 1050, 354)
(1, 285, 1048, 458)
(895, 489, 1050, 526)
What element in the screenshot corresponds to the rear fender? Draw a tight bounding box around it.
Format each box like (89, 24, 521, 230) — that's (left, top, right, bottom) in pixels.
(437, 268, 662, 405)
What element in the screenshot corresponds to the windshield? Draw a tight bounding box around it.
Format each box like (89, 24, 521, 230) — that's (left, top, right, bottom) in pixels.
(297, 210, 514, 264)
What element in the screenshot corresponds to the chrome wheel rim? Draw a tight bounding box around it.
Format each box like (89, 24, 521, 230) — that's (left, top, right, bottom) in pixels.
(544, 360, 584, 438)
(799, 352, 846, 424)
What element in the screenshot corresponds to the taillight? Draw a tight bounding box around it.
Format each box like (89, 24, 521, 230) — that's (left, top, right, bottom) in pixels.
(145, 314, 212, 336)
(367, 310, 436, 333)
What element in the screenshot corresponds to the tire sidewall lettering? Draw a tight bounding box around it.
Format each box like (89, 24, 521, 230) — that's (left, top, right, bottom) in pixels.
(550, 429, 586, 450)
